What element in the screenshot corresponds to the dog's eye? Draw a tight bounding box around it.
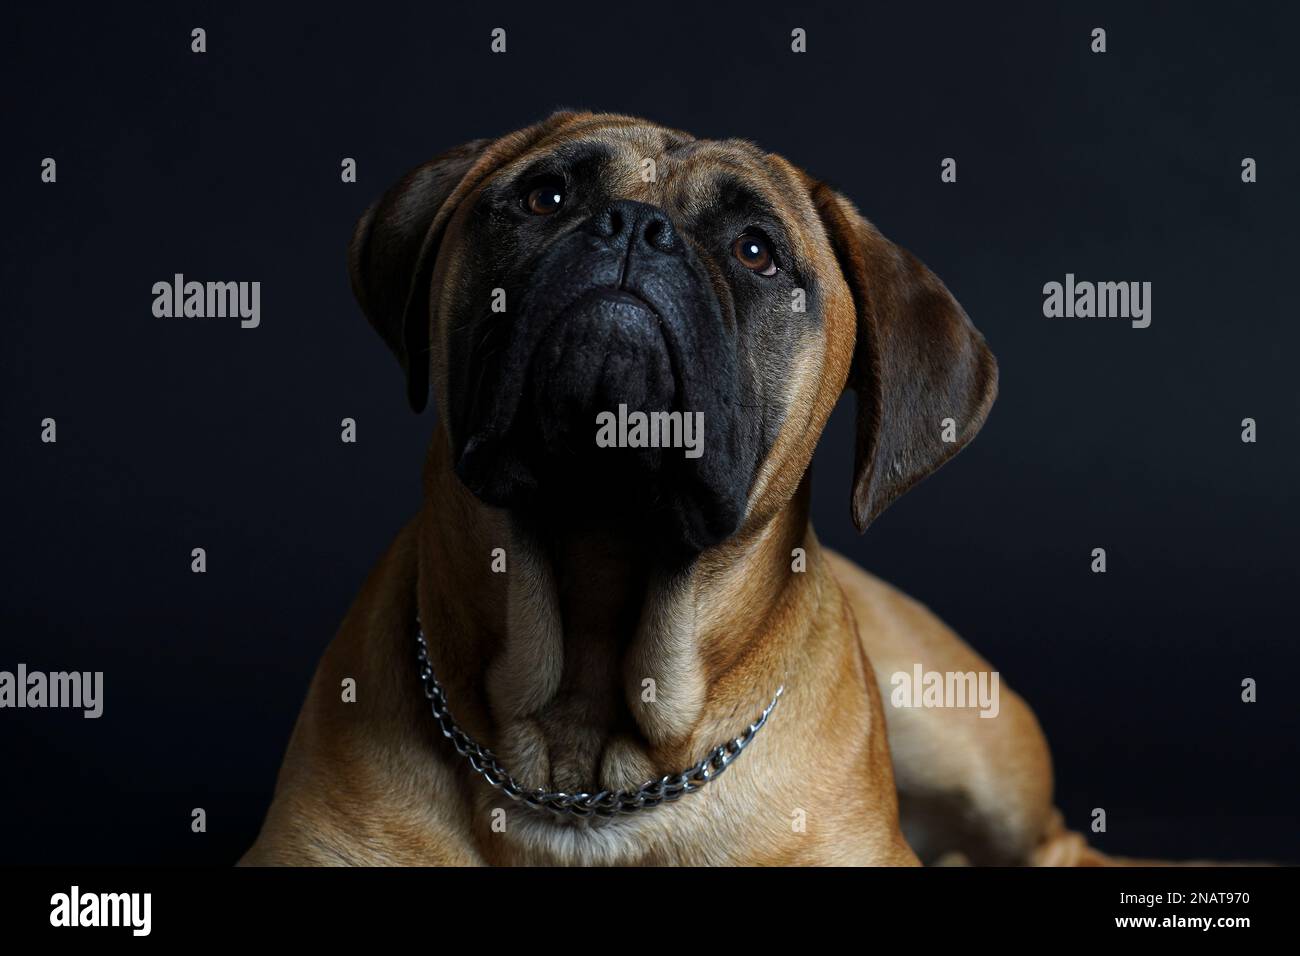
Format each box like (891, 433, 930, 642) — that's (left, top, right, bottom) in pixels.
(524, 176, 566, 215)
(732, 234, 777, 276)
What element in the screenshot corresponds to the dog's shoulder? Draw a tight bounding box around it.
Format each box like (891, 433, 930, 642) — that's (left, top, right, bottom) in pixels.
(242, 520, 485, 865)
(821, 547, 987, 667)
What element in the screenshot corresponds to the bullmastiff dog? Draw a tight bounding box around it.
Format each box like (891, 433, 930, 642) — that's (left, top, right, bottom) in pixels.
(242, 110, 1111, 866)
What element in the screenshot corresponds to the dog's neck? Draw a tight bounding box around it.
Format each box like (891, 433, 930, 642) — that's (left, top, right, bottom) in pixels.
(415, 428, 814, 795)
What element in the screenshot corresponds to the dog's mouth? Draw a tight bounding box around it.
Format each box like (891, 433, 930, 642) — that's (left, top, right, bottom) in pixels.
(455, 283, 685, 506)
(576, 286, 663, 317)
(522, 287, 679, 449)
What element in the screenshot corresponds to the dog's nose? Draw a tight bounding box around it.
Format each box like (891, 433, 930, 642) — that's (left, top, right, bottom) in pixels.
(588, 200, 682, 254)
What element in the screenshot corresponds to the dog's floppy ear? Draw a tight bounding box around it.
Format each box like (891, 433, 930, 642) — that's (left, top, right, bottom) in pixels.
(347, 140, 492, 412)
(348, 112, 588, 412)
(811, 184, 998, 532)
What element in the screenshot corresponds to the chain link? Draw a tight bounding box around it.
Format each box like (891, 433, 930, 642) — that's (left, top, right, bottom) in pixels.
(415, 625, 783, 818)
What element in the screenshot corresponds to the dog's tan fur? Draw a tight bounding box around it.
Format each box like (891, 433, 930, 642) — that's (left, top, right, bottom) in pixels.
(242, 113, 1109, 866)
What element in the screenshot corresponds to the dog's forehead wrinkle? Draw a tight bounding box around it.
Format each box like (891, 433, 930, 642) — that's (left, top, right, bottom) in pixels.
(666, 149, 791, 227)
(501, 137, 615, 182)
(501, 127, 685, 204)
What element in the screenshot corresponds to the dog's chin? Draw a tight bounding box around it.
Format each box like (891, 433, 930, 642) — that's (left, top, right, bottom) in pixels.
(453, 293, 743, 555)
(458, 449, 742, 558)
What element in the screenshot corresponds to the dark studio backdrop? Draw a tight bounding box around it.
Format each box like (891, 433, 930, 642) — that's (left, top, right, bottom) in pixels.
(2, 1, 1297, 865)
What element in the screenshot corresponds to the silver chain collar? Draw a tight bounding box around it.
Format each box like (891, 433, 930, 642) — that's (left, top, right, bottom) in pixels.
(415, 625, 784, 818)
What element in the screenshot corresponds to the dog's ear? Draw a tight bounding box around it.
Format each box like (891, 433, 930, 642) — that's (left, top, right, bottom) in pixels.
(811, 184, 998, 532)
(347, 140, 492, 412)
(348, 112, 588, 412)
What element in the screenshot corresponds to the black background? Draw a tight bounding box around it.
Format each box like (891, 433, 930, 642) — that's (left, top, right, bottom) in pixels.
(2, 1, 1296, 865)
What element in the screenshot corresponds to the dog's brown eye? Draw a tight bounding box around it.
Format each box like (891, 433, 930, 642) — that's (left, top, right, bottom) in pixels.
(732, 234, 777, 276)
(524, 177, 566, 215)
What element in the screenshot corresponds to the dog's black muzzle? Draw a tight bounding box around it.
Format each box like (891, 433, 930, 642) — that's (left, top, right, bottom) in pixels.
(453, 200, 750, 554)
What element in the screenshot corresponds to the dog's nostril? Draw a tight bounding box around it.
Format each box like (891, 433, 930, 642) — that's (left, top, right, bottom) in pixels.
(641, 216, 678, 252)
(593, 207, 624, 239)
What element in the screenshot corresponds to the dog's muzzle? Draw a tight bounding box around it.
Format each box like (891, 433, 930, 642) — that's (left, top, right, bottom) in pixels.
(451, 199, 751, 554)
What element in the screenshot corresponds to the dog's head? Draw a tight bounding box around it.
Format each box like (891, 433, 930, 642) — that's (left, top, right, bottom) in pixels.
(349, 111, 997, 556)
